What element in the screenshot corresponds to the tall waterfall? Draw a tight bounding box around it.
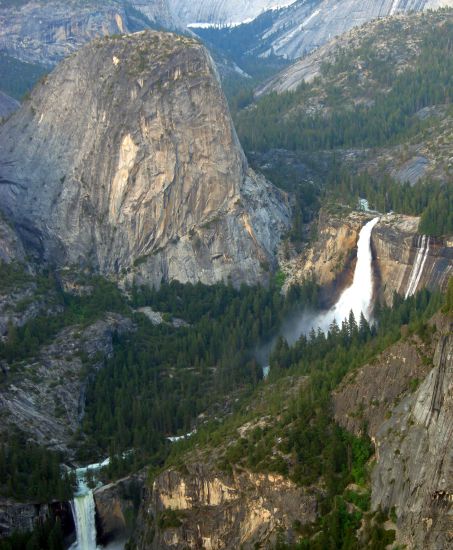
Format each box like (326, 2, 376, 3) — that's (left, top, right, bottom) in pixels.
(405, 235, 430, 298)
(312, 216, 380, 333)
(259, 217, 380, 367)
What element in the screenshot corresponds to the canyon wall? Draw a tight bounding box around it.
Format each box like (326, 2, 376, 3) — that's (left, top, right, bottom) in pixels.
(132, 464, 317, 549)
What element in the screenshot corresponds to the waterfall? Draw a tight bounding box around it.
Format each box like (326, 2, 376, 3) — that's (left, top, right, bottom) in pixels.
(259, 217, 380, 370)
(405, 235, 430, 298)
(309, 216, 380, 333)
(70, 458, 110, 550)
(70, 482, 97, 550)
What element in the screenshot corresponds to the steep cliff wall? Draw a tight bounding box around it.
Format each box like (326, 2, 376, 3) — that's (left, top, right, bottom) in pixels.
(282, 210, 452, 305)
(372, 316, 453, 549)
(372, 214, 453, 304)
(0, 31, 290, 287)
(133, 464, 317, 549)
(94, 472, 145, 545)
(333, 313, 453, 548)
(281, 209, 372, 293)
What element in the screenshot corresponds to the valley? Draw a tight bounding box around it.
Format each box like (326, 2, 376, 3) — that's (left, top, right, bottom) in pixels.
(0, 2, 452, 550)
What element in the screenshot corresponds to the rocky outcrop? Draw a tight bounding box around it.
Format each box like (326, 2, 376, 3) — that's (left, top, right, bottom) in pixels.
(0, 215, 26, 264)
(0, 500, 50, 538)
(0, 31, 290, 288)
(281, 208, 372, 293)
(0, 314, 132, 454)
(332, 313, 453, 548)
(372, 214, 453, 305)
(94, 472, 145, 546)
(0, 0, 180, 67)
(371, 316, 453, 549)
(0, 499, 73, 539)
(133, 464, 317, 549)
(333, 331, 437, 437)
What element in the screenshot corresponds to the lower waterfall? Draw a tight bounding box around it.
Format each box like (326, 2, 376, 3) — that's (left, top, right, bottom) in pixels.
(70, 458, 110, 550)
(405, 235, 430, 298)
(70, 482, 97, 550)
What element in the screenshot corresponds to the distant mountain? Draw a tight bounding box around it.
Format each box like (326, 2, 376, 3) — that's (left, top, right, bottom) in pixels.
(195, 0, 453, 60)
(168, 0, 297, 26)
(0, 0, 181, 67)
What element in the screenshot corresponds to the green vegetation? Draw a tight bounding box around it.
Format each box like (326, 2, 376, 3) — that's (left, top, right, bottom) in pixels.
(0, 261, 33, 291)
(0, 517, 65, 550)
(0, 273, 128, 365)
(82, 279, 319, 462)
(164, 288, 442, 548)
(236, 15, 453, 153)
(0, 435, 74, 501)
(0, 53, 48, 100)
(234, 12, 453, 238)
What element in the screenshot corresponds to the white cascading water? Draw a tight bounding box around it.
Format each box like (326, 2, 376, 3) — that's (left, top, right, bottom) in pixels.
(309, 216, 380, 333)
(70, 458, 110, 550)
(70, 481, 97, 550)
(405, 235, 430, 298)
(259, 217, 380, 372)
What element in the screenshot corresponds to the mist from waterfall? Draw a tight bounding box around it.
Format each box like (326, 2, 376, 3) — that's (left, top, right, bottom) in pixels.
(257, 217, 380, 366)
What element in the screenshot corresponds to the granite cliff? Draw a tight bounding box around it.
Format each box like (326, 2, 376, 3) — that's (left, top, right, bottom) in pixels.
(132, 464, 317, 549)
(334, 313, 453, 548)
(0, 31, 290, 287)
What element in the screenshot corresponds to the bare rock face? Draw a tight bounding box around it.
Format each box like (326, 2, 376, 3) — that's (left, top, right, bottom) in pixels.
(94, 472, 145, 546)
(371, 316, 453, 549)
(0, 91, 19, 122)
(372, 214, 453, 304)
(133, 464, 317, 549)
(0, 215, 26, 264)
(332, 313, 453, 548)
(333, 333, 437, 438)
(0, 31, 290, 287)
(281, 209, 373, 293)
(0, 314, 132, 454)
(241, 0, 453, 61)
(168, 0, 297, 26)
(283, 210, 452, 305)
